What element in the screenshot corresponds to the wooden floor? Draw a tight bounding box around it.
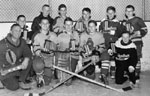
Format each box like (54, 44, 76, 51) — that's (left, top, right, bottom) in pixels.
(0, 71, 150, 96)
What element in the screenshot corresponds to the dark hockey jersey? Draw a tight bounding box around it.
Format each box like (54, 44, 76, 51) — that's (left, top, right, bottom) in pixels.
(121, 17, 148, 43)
(99, 18, 122, 42)
(115, 38, 138, 67)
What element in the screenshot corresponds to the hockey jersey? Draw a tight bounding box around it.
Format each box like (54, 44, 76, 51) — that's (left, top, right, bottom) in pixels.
(121, 17, 147, 43)
(57, 30, 79, 59)
(33, 31, 57, 54)
(99, 18, 122, 42)
(53, 16, 67, 33)
(80, 32, 105, 54)
(74, 17, 91, 34)
(115, 38, 138, 67)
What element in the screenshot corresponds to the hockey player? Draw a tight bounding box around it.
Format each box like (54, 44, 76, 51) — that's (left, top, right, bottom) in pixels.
(110, 32, 138, 87)
(122, 5, 148, 84)
(16, 15, 28, 40)
(99, 6, 122, 79)
(53, 4, 68, 34)
(31, 4, 53, 32)
(16, 15, 32, 48)
(32, 17, 57, 87)
(80, 20, 110, 84)
(56, 17, 79, 85)
(74, 7, 92, 34)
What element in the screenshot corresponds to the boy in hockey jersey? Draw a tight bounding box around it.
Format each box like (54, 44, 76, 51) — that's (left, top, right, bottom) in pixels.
(32, 17, 57, 87)
(16, 15, 32, 48)
(122, 5, 148, 83)
(31, 4, 53, 32)
(109, 32, 138, 87)
(99, 6, 122, 79)
(53, 4, 68, 34)
(80, 20, 110, 84)
(56, 17, 79, 85)
(74, 7, 92, 34)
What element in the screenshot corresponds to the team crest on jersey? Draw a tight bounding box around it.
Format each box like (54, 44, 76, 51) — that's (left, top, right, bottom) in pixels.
(86, 38, 94, 50)
(126, 23, 134, 33)
(5, 49, 17, 65)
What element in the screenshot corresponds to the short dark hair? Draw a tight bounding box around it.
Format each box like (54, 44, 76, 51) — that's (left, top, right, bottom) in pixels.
(121, 31, 130, 36)
(88, 20, 97, 26)
(126, 5, 135, 11)
(106, 6, 116, 13)
(10, 24, 20, 30)
(17, 15, 26, 21)
(82, 7, 91, 14)
(42, 4, 50, 9)
(64, 17, 73, 24)
(58, 4, 67, 10)
(40, 17, 49, 23)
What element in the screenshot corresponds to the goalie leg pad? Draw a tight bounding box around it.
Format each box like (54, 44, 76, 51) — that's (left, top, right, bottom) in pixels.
(57, 53, 71, 83)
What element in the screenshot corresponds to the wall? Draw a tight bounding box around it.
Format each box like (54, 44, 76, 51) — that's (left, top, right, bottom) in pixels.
(0, 0, 48, 21)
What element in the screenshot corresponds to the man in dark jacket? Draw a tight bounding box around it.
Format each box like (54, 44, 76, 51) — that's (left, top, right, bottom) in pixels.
(31, 4, 54, 33)
(0, 24, 32, 91)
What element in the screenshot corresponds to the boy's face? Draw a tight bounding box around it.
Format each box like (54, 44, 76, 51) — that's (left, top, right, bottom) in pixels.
(107, 10, 115, 19)
(88, 22, 96, 34)
(82, 11, 91, 21)
(125, 8, 134, 18)
(40, 19, 50, 31)
(122, 33, 130, 43)
(11, 26, 22, 39)
(64, 20, 73, 31)
(17, 17, 26, 28)
(42, 6, 50, 17)
(59, 7, 67, 16)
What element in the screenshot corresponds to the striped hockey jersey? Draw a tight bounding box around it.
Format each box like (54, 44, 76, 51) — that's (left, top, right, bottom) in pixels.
(115, 38, 138, 68)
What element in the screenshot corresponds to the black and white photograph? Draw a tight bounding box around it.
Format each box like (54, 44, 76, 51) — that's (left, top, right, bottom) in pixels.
(0, 0, 150, 96)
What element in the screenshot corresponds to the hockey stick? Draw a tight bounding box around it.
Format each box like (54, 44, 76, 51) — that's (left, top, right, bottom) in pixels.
(53, 65, 124, 93)
(24, 61, 92, 96)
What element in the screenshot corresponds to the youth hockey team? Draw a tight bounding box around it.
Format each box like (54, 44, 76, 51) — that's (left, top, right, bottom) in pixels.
(0, 4, 148, 91)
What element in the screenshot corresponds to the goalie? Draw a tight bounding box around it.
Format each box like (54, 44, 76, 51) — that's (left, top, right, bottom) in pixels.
(56, 17, 80, 85)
